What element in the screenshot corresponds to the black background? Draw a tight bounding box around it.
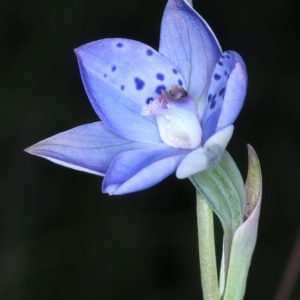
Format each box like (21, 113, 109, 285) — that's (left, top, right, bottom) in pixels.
(1, 0, 299, 299)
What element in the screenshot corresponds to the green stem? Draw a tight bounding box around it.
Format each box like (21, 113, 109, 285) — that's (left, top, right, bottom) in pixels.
(196, 191, 220, 300)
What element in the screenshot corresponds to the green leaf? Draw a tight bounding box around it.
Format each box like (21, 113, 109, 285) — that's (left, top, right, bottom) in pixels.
(190, 150, 245, 232)
(222, 145, 262, 300)
(190, 150, 246, 282)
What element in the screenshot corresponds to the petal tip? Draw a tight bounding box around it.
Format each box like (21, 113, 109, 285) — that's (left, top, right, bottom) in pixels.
(24, 144, 39, 155)
(103, 183, 120, 195)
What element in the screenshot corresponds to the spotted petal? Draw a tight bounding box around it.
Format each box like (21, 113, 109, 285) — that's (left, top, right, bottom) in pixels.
(159, 0, 222, 116)
(76, 38, 185, 144)
(25, 122, 155, 176)
(103, 144, 188, 195)
(216, 52, 247, 131)
(201, 51, 247, 142)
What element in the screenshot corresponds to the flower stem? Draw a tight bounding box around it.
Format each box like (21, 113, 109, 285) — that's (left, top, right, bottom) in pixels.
(196, 190, 220, 300)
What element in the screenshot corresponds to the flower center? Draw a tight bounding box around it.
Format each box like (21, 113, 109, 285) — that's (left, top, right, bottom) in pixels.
(141, 85, 202, 149)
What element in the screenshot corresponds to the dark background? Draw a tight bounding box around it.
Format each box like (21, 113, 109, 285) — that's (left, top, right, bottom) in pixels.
(1, 0, 299, 299)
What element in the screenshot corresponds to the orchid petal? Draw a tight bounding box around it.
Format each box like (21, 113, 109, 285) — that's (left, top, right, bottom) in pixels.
(176, 125, 234, 178)
(25, 122, 154, 176)
(76, 38, 185, 144)
(216, 53, 247, 131)
(201, 51, 247, 142)
(103, 144, 188, 195)
(159, 0, 221, 116)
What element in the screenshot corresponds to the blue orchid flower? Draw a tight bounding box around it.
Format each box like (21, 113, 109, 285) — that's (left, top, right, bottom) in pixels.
(26, 0, 247, 195)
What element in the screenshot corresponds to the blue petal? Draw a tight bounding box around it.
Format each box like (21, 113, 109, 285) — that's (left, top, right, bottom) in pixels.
(25, 122, 155, 175)
(176, 125, 234, 178)
(216, 52, 247, 131)
(102, 144, 188, 195)
(201, 51, 247, 143)
(76, 38, 185, 144)
(159, 0, 222, 115)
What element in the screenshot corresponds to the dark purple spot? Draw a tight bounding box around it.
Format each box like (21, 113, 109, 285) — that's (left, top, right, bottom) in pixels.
(146, 97, 154, 104)
(221, 55, 225, 59)
(156, 73, 164, 81)
(210, 100, 216, 109)
(116, 43, 123, 48)
(155, 85, 167, 94)
(226, 55, 231, 59)
(173, 68, 178, 74)
(214, 73, 221, 80)
(104, 74, 107, 78)
(224, 71, 228, 76)
(121, 85, 125, 90)
(208, 94, 212, 102)
(135, 77, 145, 90)
(218, 61, 224, 66)
(146, 49, 153, 56)
(111, 66, 116, 72)
(178, 79, 183, 86)
(211, 94, 216, 102)
(219, 87, 226, 97)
